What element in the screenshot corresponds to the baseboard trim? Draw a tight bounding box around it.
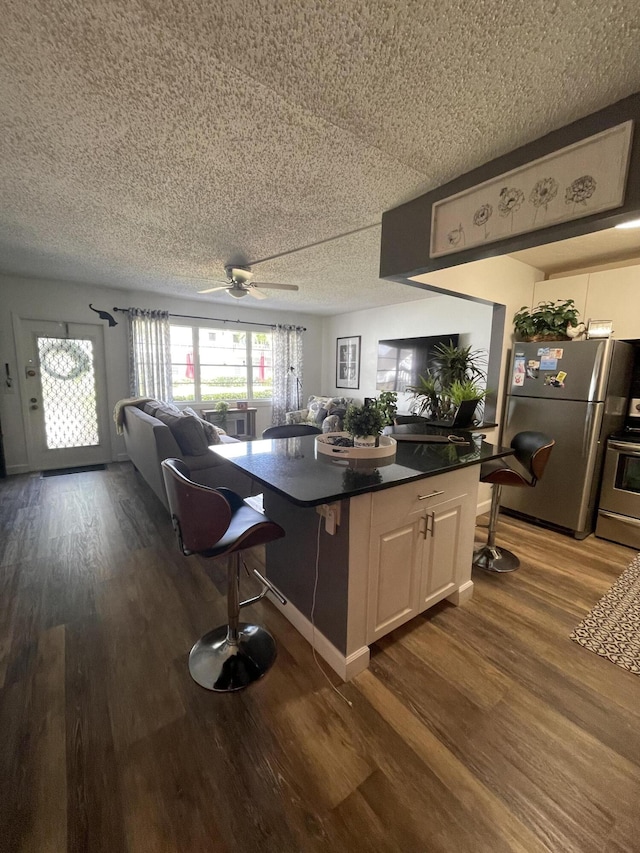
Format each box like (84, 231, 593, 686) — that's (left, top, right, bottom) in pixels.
(447, 579, 474, 606)
(476, 498, 491, 516)
(270, 596, 370, 681)
(6, 464, 30, 476)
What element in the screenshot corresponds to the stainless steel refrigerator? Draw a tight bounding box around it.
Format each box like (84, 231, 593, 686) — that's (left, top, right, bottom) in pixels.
(501, 339, 634, 538)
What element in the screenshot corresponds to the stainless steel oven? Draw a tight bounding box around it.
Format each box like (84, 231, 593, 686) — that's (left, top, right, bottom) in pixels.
(596, 436, 640, 548)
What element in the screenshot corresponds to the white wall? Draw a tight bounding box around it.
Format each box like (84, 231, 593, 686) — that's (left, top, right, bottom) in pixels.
(0, 274, 323, 474)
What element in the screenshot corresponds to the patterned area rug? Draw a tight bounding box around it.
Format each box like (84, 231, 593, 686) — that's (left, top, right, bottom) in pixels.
(570, 553, 640, 675)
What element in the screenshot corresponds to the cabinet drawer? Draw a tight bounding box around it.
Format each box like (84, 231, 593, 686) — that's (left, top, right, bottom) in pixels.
(370, 468, 470, 526)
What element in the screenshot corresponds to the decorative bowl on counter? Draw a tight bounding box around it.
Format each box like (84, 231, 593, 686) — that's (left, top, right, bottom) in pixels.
(315, 432, 397, 460)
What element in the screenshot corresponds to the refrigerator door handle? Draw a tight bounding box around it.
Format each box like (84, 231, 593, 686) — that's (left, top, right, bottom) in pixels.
(583, 402, 595, 457)
(588, 342, 604, 401)
(575, 401, 604, 531)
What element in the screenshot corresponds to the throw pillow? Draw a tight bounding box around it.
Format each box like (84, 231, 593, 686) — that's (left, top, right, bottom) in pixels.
(183, 407, 221, 445)
(143, 400, 162, 416)
(154, 410, 210, 456)
(314, 406, 328, 425)
(307, 399, 326, 422)
(326, 397, 350, 413)
(171, 415, 210, 456)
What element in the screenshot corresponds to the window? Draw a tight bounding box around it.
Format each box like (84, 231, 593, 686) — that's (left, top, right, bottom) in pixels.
(170, 324, 272, 403)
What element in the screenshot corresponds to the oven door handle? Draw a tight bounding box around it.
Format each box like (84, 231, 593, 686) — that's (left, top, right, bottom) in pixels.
(599, 510, 640, 529)
(608, 441, 640, 455)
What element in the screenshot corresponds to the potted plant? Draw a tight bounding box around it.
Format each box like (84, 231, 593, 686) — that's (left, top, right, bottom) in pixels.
(406, 341, 488, 425)
(513, 299, 580, 341)
(443, 378, 488, 426)
(375, 391, 397, 426)
(213, 400, 229, 428)
(344, 401, 385, 447)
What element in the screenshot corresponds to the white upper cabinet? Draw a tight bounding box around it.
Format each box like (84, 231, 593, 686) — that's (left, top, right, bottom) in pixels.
(532, 275, 589, 321)
(584, 266, 640, 339)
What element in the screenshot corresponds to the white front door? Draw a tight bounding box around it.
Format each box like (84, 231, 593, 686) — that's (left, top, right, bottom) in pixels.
(19, 319, 111, 471)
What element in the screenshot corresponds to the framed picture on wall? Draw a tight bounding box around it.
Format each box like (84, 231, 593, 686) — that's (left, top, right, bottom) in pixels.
(336, 335, 361, 389)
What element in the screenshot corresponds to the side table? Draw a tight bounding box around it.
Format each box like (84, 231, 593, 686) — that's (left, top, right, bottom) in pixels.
(202, 407, 257, 440)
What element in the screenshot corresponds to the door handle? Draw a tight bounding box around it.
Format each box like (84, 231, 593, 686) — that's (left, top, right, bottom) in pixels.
(608, 441, 640, 455)
(599, 510, 640, 529)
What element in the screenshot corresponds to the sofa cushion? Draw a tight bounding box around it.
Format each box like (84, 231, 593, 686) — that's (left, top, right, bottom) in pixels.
(153, 409, 210, 456)
(326, 397, 351, 413)
(144, 400, 181, 418)
(183, 407, 221, 445)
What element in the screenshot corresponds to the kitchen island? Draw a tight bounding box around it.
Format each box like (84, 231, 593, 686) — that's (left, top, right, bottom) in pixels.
(211, 432, 512, 679)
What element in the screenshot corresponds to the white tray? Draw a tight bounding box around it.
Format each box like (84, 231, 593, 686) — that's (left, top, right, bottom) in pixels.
(315, 432, 397, 459)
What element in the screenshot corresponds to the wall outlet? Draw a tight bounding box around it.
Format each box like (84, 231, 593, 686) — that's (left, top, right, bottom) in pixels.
(316, 502, 341, 534)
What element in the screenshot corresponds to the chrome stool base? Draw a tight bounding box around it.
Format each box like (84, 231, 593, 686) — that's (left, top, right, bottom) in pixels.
(473, 544, 520, 573)
(189, 623, 277, 692)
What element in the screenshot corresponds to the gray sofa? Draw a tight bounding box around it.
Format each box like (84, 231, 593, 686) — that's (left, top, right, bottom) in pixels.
(122, 404, 257, 511)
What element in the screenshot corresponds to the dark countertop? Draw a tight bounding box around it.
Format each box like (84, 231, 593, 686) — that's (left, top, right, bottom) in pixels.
(211, 430, 513, 507)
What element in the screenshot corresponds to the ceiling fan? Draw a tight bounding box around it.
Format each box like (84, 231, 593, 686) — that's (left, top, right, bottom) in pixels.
(197, 266, 299, 300)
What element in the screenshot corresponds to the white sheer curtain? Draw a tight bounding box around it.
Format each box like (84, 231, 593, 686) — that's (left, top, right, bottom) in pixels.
(127, 308, 172, 399)
(272, 324, 304, 424)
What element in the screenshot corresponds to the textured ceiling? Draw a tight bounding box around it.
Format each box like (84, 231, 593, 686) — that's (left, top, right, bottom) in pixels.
(1, 0, 640, 315)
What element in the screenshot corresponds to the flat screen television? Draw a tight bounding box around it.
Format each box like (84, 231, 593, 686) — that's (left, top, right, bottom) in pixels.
(376, 334, 459, 393)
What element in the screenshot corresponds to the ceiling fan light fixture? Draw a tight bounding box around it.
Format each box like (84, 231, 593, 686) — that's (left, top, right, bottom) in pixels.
(228, 287, 248, 298)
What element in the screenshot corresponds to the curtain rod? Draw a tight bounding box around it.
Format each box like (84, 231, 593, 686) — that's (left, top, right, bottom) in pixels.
(112, 307, 305, 331)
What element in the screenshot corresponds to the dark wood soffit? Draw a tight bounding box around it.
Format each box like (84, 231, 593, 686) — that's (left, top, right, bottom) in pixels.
(380, 91, 640, 283)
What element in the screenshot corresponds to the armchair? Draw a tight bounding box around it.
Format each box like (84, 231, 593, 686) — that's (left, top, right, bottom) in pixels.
(285, 394, 353, 433)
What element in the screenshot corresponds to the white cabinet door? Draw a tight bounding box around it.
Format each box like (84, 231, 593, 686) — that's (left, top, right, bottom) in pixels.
(533, 275, 589, 321)
(367, 515, 423, 642)
(365, 468, 477, 645)
(585, 266, 640, 340)
(419, 493, 466, 610)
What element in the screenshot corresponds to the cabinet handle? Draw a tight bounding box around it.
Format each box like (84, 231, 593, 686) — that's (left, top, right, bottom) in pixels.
(421, 512, 434, 538)
(418, 489, 444, 501)
(425, 512, 434, 537)
(420, 515, 428, 539)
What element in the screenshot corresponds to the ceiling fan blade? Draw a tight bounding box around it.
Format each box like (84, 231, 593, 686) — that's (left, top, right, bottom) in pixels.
(248, 286, 268, 300)
(198, 284, 230, 294)
(253, 282, 299, 291)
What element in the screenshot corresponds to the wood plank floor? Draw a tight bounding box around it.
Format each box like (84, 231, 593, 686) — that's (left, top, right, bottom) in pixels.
(2, 463, 640, 852)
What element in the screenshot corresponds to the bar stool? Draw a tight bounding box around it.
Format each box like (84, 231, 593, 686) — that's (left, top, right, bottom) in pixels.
(262, 424, 322, 438)
(161, 458, 286, 692)
(473, 431, 555, 573)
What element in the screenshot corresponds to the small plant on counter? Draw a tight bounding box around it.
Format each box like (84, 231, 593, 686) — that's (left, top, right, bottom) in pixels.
(344, 401, 385, 439)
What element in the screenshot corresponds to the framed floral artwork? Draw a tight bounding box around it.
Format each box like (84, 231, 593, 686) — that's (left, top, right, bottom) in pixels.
(336, 336, 361, 389)
(430, 120, 633, 258)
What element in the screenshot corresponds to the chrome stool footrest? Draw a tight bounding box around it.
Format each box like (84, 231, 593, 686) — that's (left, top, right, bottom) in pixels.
(189, 623, 277, 692)
(473, 543, 520, 573)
